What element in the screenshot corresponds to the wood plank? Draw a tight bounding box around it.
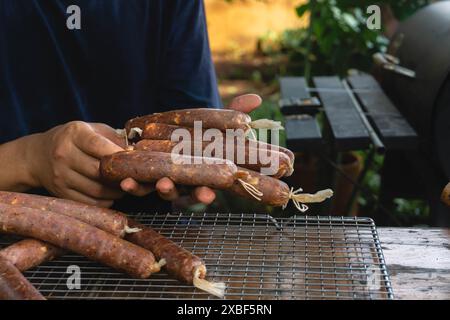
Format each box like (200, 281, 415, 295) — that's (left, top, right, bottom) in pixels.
(378, 228, 450, 300)
(314, 76, 371, 151)
(348, 74, 418, 150)
(280, 77, 310, 99)
(285, 116, 323, 151)
(279, 77, 321, 115)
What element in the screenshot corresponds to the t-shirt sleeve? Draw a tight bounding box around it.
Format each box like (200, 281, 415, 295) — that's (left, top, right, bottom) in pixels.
(158, 0, 222, 109)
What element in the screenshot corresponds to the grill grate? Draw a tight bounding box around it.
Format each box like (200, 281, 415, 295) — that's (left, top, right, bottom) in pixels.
(0, 213, 394, 300)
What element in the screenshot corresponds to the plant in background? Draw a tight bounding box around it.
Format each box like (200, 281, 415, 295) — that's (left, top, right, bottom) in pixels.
(258, 0, 431, 79)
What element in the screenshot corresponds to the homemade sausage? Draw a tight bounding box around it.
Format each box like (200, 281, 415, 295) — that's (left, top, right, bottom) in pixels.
(140, 123, 196, 141)
(125, 219, 225, 297)
(135, 139, 292, 178)
(229, 168, 333, 212)
(126, 108, 253, 132)
(0, 239, 63, 272)
(0, 255, 45, 300)
(134, 122, 294, 174)
(0, 203, 162, 278)
(250, 140, 295, 168)
(100, 150, 248, 190)
(0, 191, 129, 237)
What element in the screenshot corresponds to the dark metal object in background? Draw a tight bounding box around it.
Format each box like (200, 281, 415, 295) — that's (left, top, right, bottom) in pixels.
(376, 2, 450, 226)
(0, 213, 394, 300)
(379, 1, 450, 179)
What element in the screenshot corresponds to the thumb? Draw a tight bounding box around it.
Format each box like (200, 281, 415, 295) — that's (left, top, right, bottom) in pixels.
(227, 94, 262, 113)
(74, 124, 124, 159)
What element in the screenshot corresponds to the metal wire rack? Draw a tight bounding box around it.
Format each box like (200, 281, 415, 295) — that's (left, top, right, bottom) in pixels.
(0, 213, 394, 300)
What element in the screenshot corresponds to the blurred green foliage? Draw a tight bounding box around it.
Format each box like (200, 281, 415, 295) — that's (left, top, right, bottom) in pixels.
(258, 0, 431, 78)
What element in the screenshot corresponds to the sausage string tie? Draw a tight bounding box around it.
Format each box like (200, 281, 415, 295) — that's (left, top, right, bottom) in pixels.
(245, 124, 258, 141)
(124, 226, 142, 234)
(193, 266, 226, 298)
(237, 179, 263, 201)
(115, 129, 129, 147)
(249, 119, 284, 130)
(286, 188, 334, 213)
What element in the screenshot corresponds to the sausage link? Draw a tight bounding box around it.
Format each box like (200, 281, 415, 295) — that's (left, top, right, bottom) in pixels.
(135, 139, 292, 178)
(125, 219, 204, 283)
(0, 191, 128, 237)
(0, 239, 63, 272)
(100, 150, 243, 189)
(228, 168, 291, 207)
(126, 108, 252, 133)
(0, 255, 45, 300)
(137, 123, 294, 175)
(0, 204, 161, 278)
(228, 168, 333, 210)
(141, 123, 195, 140)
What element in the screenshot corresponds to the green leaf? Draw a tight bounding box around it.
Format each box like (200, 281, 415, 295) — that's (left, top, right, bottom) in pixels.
(296, 4, 310, 18)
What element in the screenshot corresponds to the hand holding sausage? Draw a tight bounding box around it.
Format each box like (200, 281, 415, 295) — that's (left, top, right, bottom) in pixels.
(26, 121, 126, 207)
(140, 94, 263, 205)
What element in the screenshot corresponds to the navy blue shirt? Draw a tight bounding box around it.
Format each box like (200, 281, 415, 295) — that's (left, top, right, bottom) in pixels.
(0, 0, 221, 143)
(0, 0, 221, 212)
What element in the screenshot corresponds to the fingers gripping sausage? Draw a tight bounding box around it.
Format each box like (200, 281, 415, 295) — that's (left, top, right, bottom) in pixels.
(126, 108, 283, 133)
(0, 204, 162, 278)
(0, 191, 131, 237)
(229, 168, 334, 212)
(0, 239, 63, 272)
(135, 139, 292, 178)
(0, 255, 45, 300)
(125, 219, 225, 298)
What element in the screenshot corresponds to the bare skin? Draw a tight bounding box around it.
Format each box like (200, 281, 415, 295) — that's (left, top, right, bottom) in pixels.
(0, 94, 261, 207)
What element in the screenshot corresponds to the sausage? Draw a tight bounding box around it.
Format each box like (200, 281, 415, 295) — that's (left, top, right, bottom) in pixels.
(229, 168, 334, 212)
(125, 219, 225, 298)
(0, 255, 45, 300)
(0, 239, 63, 272)
(0, 203, 162, 278)
(250, 140, 295, 168)
(136, 122, 294, 176)
(0, 191, 129, 237)
(126, 108, 252, 132)
(100, 150, 248, 190)
(140, 123, 196, 141)
(135, 139, 292, 178)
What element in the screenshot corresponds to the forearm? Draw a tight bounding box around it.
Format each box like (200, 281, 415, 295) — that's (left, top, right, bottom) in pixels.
(0, 134, 42, 192)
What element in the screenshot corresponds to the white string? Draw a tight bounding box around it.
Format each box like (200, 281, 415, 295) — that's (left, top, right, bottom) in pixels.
(124, 226, 142, 234)
(193, 266, 226, 298)
(250, 119, 284, 130)
(287, 188, 334, 212)
(116, 128, 129, 147)
(237, 179, 263, 201)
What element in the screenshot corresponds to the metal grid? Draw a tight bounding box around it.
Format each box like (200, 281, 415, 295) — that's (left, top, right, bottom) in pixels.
(0, 213, 394, 300)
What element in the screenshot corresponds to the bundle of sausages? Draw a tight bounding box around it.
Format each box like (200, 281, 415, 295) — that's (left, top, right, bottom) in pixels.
(107, 108, 334, 212)
(0, 192, 225, 299)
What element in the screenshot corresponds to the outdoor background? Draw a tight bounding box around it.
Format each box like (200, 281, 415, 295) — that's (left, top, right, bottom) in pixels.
(199, 0, 433, 226)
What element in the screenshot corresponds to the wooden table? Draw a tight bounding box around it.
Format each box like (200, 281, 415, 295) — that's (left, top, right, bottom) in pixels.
(378, 228, 450, 300)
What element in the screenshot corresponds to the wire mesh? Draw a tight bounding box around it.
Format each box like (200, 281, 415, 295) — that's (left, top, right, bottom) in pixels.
(0, 213, 394, 300)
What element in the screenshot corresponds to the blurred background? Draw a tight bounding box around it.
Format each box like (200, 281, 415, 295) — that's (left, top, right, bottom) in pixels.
(192, 0, 450, 227)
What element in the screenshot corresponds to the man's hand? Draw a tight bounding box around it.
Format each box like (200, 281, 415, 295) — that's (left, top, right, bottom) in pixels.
(25, 121, 127, 207)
